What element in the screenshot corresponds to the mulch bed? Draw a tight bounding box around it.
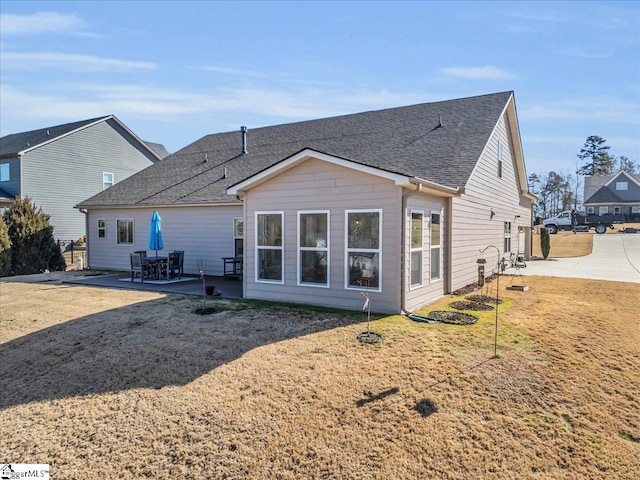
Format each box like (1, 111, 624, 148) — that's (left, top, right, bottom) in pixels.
(450, 300, 494, 311)
(194, 307, 216, 315)
(466, 294, 503, 305)
(425, 311, 478, 325)
(357, 331, 382, 344)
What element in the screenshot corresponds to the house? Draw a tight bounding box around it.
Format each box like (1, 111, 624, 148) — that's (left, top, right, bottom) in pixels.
(76, 91, 535, 313)
(0, 115, 166, 240)
(583, 171, 640, 222)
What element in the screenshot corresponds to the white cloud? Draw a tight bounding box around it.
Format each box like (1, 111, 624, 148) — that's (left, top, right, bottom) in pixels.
(441, 65, 517, 80)
(0, 11, 93, 36)
(194, 65, 272, 78)
(520, 98, 639, 124)
(1, 52, 156, 72)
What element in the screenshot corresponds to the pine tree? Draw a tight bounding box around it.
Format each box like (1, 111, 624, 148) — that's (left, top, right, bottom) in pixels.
(3, 196, 66, 275)
(540, 228, 551, 260)
(576, 136, 615, 176)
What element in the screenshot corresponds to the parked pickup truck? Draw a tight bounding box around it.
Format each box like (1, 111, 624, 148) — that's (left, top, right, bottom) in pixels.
(542, 210, 622, 234)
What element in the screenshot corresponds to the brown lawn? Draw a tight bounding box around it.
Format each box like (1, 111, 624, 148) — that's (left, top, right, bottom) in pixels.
(532, 222, 640, 258)
(1, 276, 639, 479)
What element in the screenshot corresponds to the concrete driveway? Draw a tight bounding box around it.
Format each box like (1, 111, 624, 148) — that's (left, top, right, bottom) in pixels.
(510, 233, 640, 283)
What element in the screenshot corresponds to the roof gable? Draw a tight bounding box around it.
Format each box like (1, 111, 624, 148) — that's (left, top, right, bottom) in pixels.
(0, 116, 163, 160)
(77, 91, 521, 208)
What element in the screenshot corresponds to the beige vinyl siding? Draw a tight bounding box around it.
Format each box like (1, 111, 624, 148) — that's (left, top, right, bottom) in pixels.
(87, 205, 242, 275)
(243, 158, 402, 313)
(21, 119, 156, 240)
(450, 114, 532, 291)
(404, 193, 447, 312)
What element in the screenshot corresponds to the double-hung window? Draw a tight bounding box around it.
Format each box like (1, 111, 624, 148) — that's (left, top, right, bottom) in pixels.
(504, 221, 512, 253)
(298, 211, 329, 287)
(410, 211, 423, 288)
(103, 172, 114, 190)
(430, 213, 441, 281)
(346, 209, 381, 291)
(233, 217, 244, 257)
(256, 212, 283, 283)
(497, 142, 504, 178)
(117, 219, 134, 245)
(97, 219, 106, 238)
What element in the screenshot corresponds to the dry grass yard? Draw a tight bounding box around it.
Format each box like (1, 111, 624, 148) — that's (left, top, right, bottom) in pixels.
(532, 222, 640, 258)
(1, 276, 639, 480)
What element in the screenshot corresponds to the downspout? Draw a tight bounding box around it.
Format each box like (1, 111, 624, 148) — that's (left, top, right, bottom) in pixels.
(400, 183, 422, 314)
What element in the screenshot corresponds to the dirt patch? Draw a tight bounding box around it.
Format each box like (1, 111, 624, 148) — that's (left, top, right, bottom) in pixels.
(466, 294, 503, 305)
(426, 310, 478, 324)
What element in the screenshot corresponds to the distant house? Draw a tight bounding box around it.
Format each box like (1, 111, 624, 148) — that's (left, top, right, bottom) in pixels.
(77, 91, 535, 313)
(0, 115, 167, 240)
(583, 171, 640, 222)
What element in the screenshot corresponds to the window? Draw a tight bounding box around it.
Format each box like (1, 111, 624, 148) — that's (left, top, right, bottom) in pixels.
(256, 212, 283, 283)
(298, 211, 329, 286)
(0, 163, 9, 182)
(587, 207, 595, 214)
(430, 213, 441, 281)
(117, 219, 134, 245)
(410, 211, 423, 288)
(497, 142, 503, 178)
(97, 219, 106, 238)
(504, 221, 512, 253)
(599, 206, 609, 215)
(614, 207, 621, 215)
(103, 172, 114, 190)
(233, 217, 244, 257)
(616, 182, 628, 191)
(346, 210, 381, 290)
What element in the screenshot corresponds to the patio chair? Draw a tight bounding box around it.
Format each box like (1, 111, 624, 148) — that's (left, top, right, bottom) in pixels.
(134, 250, 147, 259)
(167, 252, 181, 279)
(173, 250, 184, 276)
(130, 252, 150, 282)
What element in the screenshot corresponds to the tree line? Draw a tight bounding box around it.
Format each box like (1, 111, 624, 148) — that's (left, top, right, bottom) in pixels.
(528, 136, 638, 221)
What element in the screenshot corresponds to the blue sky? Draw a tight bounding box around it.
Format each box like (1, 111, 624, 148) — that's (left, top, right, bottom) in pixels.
(1, 1, 638, 177)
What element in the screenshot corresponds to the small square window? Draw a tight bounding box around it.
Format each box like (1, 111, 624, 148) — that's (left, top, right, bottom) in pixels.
(616, 182, 628, 191)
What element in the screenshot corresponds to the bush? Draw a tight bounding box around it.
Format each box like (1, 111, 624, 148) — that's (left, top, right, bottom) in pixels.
(0, 218, 11, 277)
(540, 227, 551, 260)
(3, 196, 66, 275)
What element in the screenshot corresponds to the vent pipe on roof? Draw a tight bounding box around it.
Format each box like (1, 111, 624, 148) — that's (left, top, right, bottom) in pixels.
(241, 126, 248, 155)
(437, 115, 444, 128)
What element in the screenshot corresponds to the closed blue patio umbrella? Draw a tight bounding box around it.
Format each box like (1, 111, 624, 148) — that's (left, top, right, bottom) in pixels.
(148, 210, 164, 257)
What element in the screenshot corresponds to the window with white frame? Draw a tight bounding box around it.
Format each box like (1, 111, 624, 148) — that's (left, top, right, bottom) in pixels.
(430, 213, 441, 281)
(233, 217, 244, 257)
(256, 212, 283, 282)
(410, 211, 423, 288)
(298, 211, 329, 286)
(599, 206, 609, 215)
(103, 172, 114, 190)
(497, 142, 503, 178)
(97, 219, 106, 238)
(0, 163, 9, 182)
(346, 210, 381, 290)
(504, 221, 512, 253)
(116, 219, 134, 245)
(616, 182, 628, 191)
(614, 207, 621, 215)
(587, 206, 595, 214)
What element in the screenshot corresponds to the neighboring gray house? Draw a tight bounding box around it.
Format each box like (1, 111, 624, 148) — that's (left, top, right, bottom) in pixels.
(77, 91, 535, 313)
(583, 171, 640, 222)
(0, 115, 166, 240)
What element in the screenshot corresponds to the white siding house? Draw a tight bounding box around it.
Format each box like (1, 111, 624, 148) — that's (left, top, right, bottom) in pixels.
(77, 91, 535, 313)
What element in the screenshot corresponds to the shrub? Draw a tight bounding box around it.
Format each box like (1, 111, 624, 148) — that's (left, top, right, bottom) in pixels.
(0, 218, 11, 277)
(3, 196, 66, 275)
(540, 227, 551, 260)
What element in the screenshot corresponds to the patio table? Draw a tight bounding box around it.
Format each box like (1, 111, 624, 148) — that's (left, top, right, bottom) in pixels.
(143, 256, 168, 280)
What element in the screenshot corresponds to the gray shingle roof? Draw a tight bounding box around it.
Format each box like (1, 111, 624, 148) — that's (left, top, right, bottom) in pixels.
(77, 91, 514, 208)
(584, 186, 622, 204)
(0, 116, 110, 158)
